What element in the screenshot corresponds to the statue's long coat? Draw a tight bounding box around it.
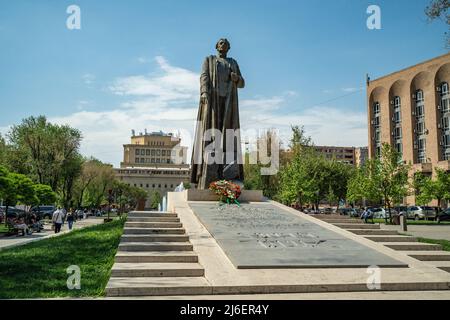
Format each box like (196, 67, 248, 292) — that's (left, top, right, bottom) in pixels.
(190, 55, 245, 189)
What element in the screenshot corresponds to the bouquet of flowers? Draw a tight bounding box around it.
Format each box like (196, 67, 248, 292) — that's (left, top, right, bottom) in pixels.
(209, 180, 241, 205)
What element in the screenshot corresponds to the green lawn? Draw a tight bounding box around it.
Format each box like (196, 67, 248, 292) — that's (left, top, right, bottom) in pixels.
(417, 238, 450, 251)
(0, 218, 125, 299)
(0, 224, 8, 234)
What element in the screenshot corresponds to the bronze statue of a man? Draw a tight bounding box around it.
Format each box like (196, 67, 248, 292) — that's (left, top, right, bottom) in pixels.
(191, 38, 245, 189)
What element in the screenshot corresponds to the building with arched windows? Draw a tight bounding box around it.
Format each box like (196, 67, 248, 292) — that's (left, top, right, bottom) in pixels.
(367, 52, 450, 205)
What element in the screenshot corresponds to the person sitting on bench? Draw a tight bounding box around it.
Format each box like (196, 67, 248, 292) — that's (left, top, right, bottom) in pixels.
(13, 217, 30, 236)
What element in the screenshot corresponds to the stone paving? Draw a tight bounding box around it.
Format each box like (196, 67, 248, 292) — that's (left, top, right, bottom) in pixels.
(381, 224, 450, 241)
(0, 217, 104, 251)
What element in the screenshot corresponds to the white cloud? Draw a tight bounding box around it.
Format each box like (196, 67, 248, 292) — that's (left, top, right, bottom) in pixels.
(27, 57, 366, 167)
(82, 73, 95, 85)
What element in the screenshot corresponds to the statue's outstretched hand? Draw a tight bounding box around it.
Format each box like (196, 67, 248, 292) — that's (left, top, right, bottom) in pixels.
(201, 92, 209, 105)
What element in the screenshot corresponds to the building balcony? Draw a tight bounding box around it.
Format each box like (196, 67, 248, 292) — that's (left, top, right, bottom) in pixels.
(412, 162, 433, 173)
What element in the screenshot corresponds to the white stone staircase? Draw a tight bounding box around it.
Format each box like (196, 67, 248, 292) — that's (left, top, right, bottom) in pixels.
(313, 214, 450, 273)
(106, 211, 210, 297)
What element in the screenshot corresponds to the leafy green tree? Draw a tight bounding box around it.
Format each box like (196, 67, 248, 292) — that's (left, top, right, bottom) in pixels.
(0, 167, 16, 225)
(372, 144, 410, 222)
(7, 115, 83, 194)
(430, 168, 450, 207)
(150, 191, 162, 210)
(33, 184, 57, 206)
(413, 172, 434, 205)
(10, 173, 38, 210)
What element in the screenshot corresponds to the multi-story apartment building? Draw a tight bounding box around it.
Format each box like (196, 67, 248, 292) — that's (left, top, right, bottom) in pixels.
(354, 147, 368, 167)
(367, 53, 450, 204)
(313, 146, 356, 165)
(114, 130, 190, 208)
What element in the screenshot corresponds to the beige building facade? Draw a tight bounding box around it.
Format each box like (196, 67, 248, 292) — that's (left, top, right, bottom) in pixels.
(367, 53, 450, 205)
(114, 131, 190, 208)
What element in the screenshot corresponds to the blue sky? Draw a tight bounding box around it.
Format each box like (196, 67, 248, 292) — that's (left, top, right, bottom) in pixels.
(0, 0, 448, 166)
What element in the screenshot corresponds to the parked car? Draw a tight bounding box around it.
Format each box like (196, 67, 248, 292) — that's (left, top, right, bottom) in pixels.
(368, 207, 389, 219)
(394, 206, 408, 215)
(406, 206, 437, 220)
(30, 205, 56, 220)
(0, 206, 27, 219)
(437, 208, 450, 223)
(338, 208, 359, 217)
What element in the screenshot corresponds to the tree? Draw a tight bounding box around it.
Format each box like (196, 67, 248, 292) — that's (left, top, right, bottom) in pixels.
(430, 168, 450, 207)
(150, 191, 162, 210)
(413, 172, 434, 205)
(372, 144, 410, 222)
(425, 0, 450, 47)
(7, 115, 83, 194)
(33, 184, 57, 206)
(10, 173, 38, 211)
(83, 162, 115, 208)
(73, 158, 102, 208)
(0, 167, 16, 225)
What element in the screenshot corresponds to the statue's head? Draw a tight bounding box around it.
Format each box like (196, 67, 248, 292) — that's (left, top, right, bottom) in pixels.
(215, 38, 231, 54)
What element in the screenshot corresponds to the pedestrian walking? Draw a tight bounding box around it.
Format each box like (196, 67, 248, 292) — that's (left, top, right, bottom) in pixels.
(67, 209, 74, 230)
(52, 207, 64, 234)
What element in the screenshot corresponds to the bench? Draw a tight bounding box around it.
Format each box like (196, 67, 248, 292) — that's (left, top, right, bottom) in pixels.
(5, 220, 21, 236)
(5, 220, 31, 236)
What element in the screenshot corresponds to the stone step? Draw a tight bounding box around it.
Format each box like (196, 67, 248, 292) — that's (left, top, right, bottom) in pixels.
(401, 251, 450, 261)
(121, 235, 189, 242)
(422, 261, 450, 273)
(364, 236, 418, 243)
(115, 251, 199, 263)
(382, 242, 442, 251)
(333, 223, 380, 230)
(118, 242, 193, 252)
(123, 228, 186, 235)
(106, 277, 212, 296)
(125, 222, 183, 228)
(110, 263, 205, 277)
(347, 229, 399, 235)
(127, 217, 180, 223)
(321, 219, 363, 224)
(128, 211, 177, 218)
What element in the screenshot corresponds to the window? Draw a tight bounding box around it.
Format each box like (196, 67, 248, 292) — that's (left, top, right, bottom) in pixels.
(395, 142, 402, 154)
(441, 82, 450, 113)
(440, 83, 450, 160)
(140, 149, 145, 155)
(418, 138, 426, 153)
(156, 158, 160, 163)
(416, 122, 426, 135)
(416, 90, 424, 102)
(151, 150, 156, 156)
(395, 127, 402, 139)
(135, 158, 140, 163)
(443, 116, 450, 131)
(393, 96, 401, 124)
(156, 150, 161, 156)
(146, 184, 149, 188)
(151, 158, 155, 163)
(146, 149, 150, 156)
(162, 150, 166, 156)
(135, 149, 140, 155)
(152, 184, 155, 188)
(373, 102, 380, 115)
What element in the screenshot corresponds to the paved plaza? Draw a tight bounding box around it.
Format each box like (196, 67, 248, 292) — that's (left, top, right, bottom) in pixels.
(381, 224, 450, 241)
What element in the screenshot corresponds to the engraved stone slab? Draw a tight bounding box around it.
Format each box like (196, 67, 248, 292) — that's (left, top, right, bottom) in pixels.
(189, 202, 407, 269)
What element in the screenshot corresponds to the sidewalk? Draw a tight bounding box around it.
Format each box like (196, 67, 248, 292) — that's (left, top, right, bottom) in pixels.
(0, 217, 104, 251)
(381, 224, 450, 241)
